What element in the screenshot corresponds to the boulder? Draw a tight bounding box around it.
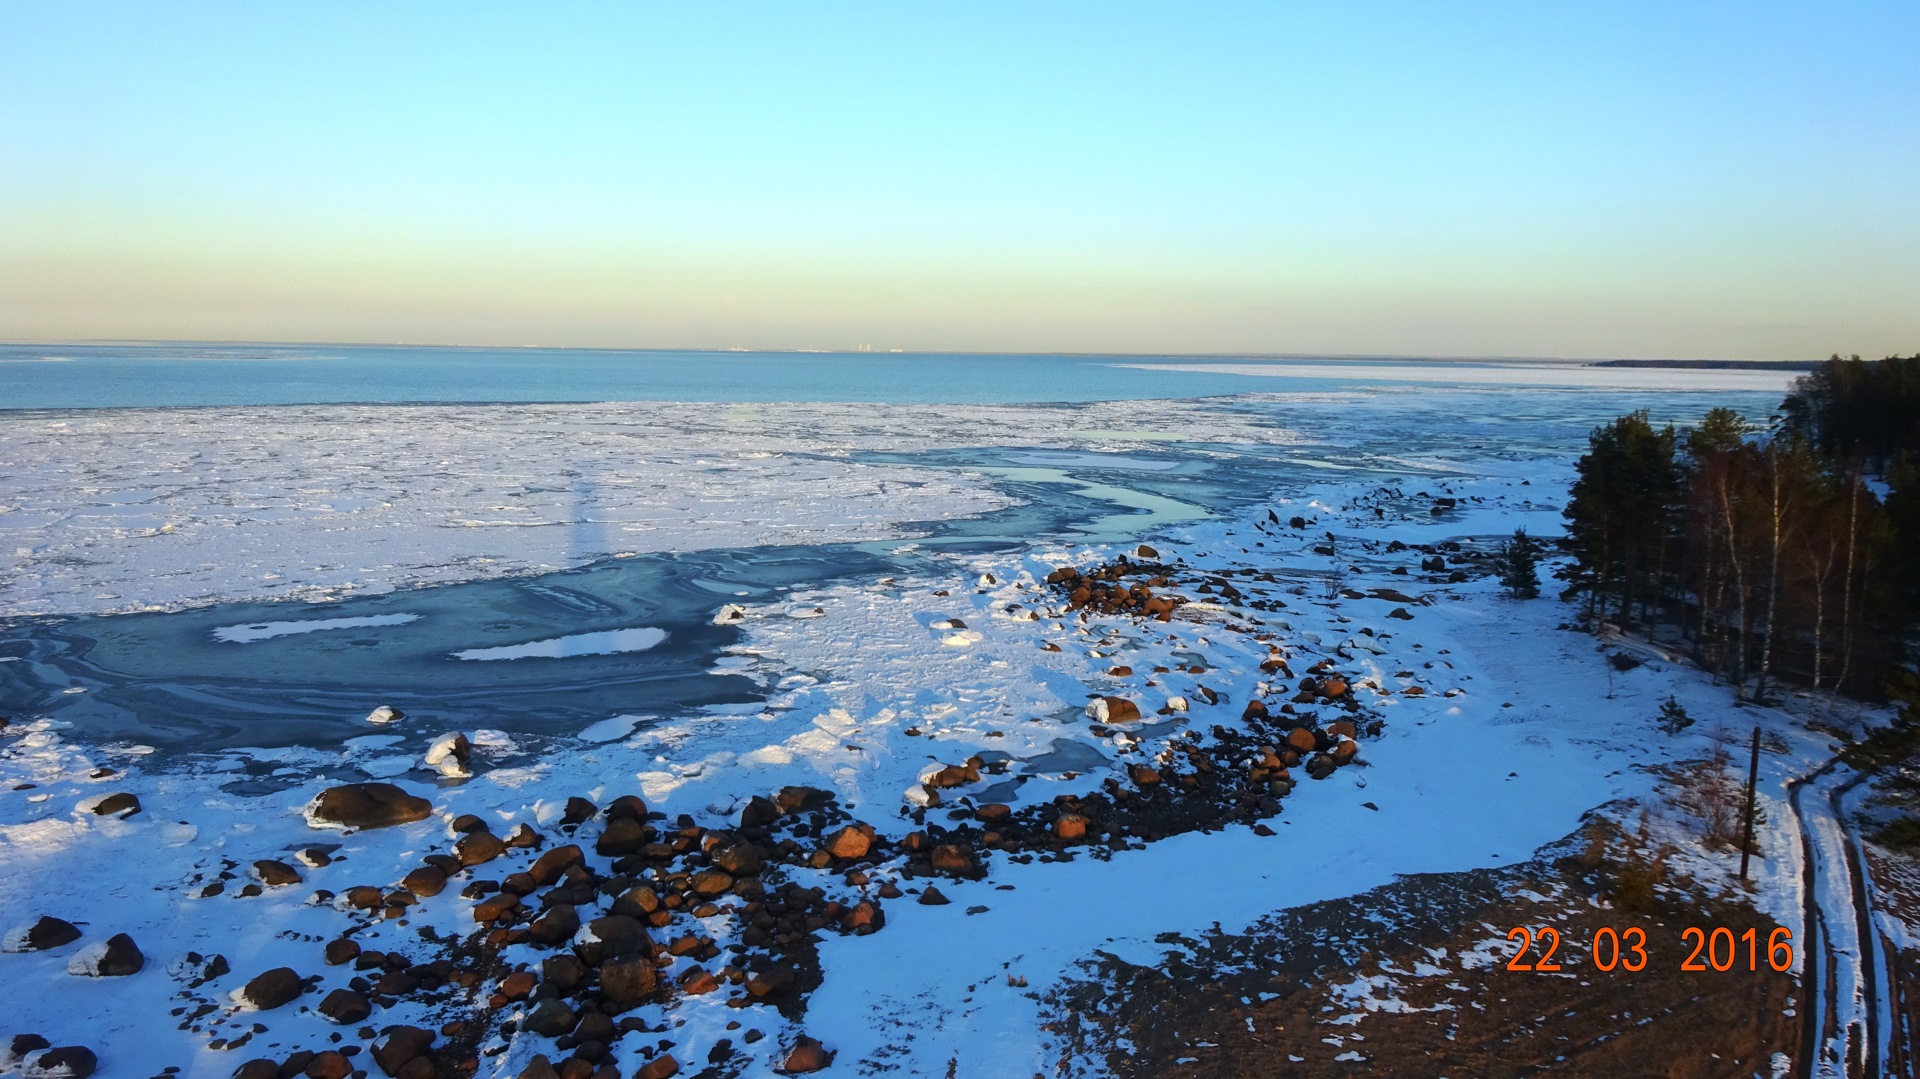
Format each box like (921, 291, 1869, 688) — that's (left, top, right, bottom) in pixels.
(823, 825, 872, 861)
(423, 732, 472, 778)
(1053, 814, 1089, 842)
(91, 792, 141, 818)
(1305, 754, 1338, 781)
(318, 987, 371, 1024)
(1085, 697, 1141, 724)
(780, 1036, 833, 1074)
(918, 886, 951, 906)
(610, 885, 660, 920)
(364, 705, 404, 724)
(594, 817, 645, 857)
(235, 967, 303, 1009)
(400, 865, 446, 897)
(323, 938, 361, 966)
(515, 1058, 561, 1079)
(454, 830, 506, 866)
(67, 932, 143, 977)
(370, 1025, 434, 1077)
(303, 1051, 353, 1079)
(522, 997, 576, 1037)
(745, 963, 798, 999)
(635, 1055, 680, 1079)
(27, 1045, 96, 1078)
(585, 915, 651, 958)
(307, 783, 431, 831)
(232, 1061, 280, 1079)
(688, 869, 733, 896)
(252, 860, 302, 887)
(526, 904, 580, 948)
(527, 844, 584, 886)
(929, 844, 977, 875)
(709, 840, 765, 875)
(5, 915, 81, 952)
(1285, 727, 1318, 754)
(598, 953, 658, 1011)
(561, 797, 599, 825)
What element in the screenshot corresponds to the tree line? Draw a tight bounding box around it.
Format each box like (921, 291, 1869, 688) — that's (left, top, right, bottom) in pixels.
(1559, 354, 1920, 703)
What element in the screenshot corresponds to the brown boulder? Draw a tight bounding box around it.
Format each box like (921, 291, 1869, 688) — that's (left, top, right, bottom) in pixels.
(780, 1036, 833, 1074)
(400, 865, 446, 897)
(308, 783, 431, 830)
(527, 844, 584, 886)
(689, 869, 734, 896)
(823, 825, 872, 860)
(599, 953, 658, 1011)
(370, 1026, 435, 1078)
(1285, 727, 1318, 754)
(594, 816, 645, 857)
(527, 903, 580, 947)
(635, 1056, 680, 1079)
(454, 830, 507, 866)
(317, 988, 371, 1024)
(252, 859, 301, 887)
(1053, 814, 1089, 842)
(304, 1051, 353, 1079)
(929, 844, 977, 875)
(237, 966, 303, 1010)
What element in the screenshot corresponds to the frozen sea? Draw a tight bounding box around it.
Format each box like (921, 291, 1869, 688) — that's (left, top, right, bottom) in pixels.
(0, 347, 1800, 752)
(0, 346, 1840, 1078)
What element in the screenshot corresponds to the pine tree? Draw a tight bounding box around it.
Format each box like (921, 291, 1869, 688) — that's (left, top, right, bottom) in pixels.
(1656, 695, 1693, 735)
(1497, 528, 1541, 599)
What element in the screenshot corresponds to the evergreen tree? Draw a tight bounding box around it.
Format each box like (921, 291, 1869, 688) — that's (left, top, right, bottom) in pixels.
(1497, 528, 1542, 599)
(1656, 695, 1693, 735)
(1561, 410, 1680, 624)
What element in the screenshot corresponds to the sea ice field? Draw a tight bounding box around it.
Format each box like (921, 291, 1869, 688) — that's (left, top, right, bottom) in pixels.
(1, 365, 1879, 1078)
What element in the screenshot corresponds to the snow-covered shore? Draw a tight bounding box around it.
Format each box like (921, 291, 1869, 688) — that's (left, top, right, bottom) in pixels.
(1, 440, 1882, 1077)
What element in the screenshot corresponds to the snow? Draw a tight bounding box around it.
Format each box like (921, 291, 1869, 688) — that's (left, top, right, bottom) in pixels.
(0, 397, 1302, 618)
(0, 383, 1882, 1076)
(210, 612, 422, 643)
(451, 625, 668, 661)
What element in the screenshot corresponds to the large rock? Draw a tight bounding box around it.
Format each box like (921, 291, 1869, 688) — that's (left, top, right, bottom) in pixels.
(634, 1055, 680, 1079)
(91, 792, 141, 818)
(454, 830, 506, 866)
(1085, 697, 1141, 724)
(780, 1036, 833, 1074)
(522, 997, 575, 1037)
(234, 966, 303, 1010)
(527, 844, 583, 886)
(306, 783, 431, 831)
(823, 825, 872, 860)
(67, 932, 143, 977)
(369, 1025, 434, 1077)
(318, 988, 371, 1024)
(599, 953, 659, 1011)
(587, 915, 652, 958)
(27, 1045, 96, 1078)
(4, 915, 81, 952)
(526, 903, 579, 948)
(252, 859, 301, 887)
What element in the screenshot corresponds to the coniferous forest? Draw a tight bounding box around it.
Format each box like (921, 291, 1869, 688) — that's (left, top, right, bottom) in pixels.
(1560, 354, 1920, 704)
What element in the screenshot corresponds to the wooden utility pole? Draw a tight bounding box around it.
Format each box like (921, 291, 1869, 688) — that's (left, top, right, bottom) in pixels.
(1739, 725, 1761, 881)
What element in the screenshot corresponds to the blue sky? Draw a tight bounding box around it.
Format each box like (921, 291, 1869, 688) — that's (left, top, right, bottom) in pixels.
(1, 2, 1915, 357)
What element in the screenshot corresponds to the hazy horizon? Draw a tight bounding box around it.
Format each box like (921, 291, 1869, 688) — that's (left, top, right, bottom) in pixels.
(3, 3, 1916, 360)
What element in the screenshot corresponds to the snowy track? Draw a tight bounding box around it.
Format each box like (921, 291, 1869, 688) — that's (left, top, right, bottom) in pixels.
(1791, 760, 1882, 1077)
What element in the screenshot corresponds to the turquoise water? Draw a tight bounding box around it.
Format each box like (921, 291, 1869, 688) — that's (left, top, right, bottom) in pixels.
(0, 342, 1585, 409)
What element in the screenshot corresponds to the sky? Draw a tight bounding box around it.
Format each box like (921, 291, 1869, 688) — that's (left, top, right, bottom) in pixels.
(1, 2, 1916, 360)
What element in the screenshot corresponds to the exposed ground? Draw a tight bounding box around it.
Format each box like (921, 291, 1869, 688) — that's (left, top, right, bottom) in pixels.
(1051, 821, 1800, 1079)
